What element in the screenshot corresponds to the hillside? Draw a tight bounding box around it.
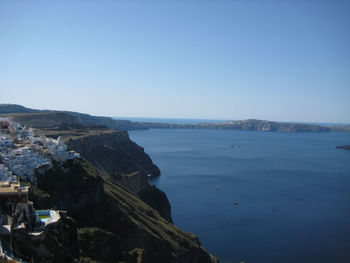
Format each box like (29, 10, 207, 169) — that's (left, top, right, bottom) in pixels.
(0, 104, 40, 114)
(36, 125, 171, 222)
(29, 158, 218, 263)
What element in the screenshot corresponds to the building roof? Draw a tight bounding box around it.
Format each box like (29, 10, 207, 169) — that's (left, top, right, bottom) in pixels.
(0, 181, 28, 195)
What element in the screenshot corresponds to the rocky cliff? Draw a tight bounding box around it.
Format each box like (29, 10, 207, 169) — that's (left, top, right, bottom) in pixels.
(1, 104, 216, 262)
(35, 127, 171, 222)
(30, 158, 218, 263)
(65, 131, 160, 177)
(64, 130, 173, 221)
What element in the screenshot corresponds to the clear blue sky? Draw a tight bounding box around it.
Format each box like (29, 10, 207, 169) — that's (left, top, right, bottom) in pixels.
(1, 0, 349, 123)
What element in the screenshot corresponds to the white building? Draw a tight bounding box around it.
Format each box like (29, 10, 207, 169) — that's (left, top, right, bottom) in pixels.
(1, 147, 51, 182)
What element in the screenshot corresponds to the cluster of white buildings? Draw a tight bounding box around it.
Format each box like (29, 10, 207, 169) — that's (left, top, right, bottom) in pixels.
(0, 164, 16, 182)
(1, 147, 51, 182)
(0, 118, 80, 183)
(0, 118, 72, 262)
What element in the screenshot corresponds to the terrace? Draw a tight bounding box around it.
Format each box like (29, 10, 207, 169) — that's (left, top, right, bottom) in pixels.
(35, 210, 60, 225)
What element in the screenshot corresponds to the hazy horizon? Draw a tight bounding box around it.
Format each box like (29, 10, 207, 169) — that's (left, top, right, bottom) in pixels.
(1, 1, 349, 123)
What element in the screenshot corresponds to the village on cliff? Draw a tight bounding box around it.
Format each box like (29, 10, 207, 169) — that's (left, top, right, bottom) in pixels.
(0, 117, 79, 262)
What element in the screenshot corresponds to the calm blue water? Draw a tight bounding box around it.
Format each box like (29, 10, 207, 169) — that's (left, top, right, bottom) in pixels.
(129, 129, 350, 263)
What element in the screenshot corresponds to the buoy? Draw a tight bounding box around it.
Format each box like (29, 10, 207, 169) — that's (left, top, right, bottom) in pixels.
(234, 201, 238, 205)
(216, 187, 220, 190)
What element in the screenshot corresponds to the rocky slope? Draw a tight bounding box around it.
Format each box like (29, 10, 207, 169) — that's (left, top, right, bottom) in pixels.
(64, 130, 171, 222)
(35, 126, 171, 222)
(1, 105, 218, 262)
(30, 158, 218, 263)
(65, 130, 160, 177)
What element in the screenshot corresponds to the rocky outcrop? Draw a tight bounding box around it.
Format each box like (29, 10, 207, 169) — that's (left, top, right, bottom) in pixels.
(64, 131, 172, 222)
(30, 158, 218, 263)
(66, 131, 160, 177)
(30, 126, 170, 222)
(12, 212, 79, 263)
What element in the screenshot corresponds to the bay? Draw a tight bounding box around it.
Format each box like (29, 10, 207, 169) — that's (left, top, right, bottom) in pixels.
(129, 128, 350, 263)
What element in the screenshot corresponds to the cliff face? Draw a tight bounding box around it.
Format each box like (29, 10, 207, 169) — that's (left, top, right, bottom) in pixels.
(66, 131, 160, 177)
(31, 158, 218, 263)
(63, 130, 172, 222)
(32, 160, 104, 226)
(1, 105, 218, 262)
(34, 126, 170, 222)
(113, 172, 172, 222)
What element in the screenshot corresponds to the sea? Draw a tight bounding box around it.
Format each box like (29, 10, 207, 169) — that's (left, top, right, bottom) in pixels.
(125, 118, 350, 263)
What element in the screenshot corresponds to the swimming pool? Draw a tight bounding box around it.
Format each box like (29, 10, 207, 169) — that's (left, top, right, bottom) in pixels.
(36, 210, 54, 223)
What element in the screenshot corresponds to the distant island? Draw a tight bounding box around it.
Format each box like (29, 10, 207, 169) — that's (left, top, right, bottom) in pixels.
(131, 119, 350, 132)
(1, 104, 350, 132)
